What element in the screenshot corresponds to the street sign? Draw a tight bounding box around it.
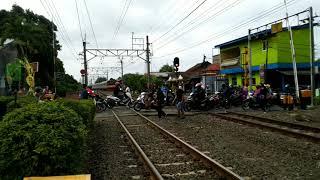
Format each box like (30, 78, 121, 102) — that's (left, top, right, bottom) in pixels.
(80, 69, 86, 75)
(271, 22, 283, 34)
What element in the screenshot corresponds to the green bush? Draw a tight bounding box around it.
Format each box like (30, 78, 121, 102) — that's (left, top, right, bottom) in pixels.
(315, 97, 320, 106)
(0, 96, 14, 120)
(57, 99, 95, 127)
(6, 95, 38, 113)
(0, 102, 87, 179)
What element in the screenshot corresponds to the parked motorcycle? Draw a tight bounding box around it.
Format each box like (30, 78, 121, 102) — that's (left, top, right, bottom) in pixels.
(185, 92, 210, 111)
(280, 92, 295, 110)
(133, 92, 149, 111)
(242, 92, 271, 111)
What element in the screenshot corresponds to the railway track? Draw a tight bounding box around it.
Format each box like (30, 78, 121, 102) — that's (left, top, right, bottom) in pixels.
(210, 111, 320, 143)
(111, 109, 243, 180)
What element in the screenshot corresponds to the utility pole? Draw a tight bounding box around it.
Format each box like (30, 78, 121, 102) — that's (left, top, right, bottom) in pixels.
(52, 19, 56, 93)
(120, 56, 124, 80)
(248, 29, 253, 91)
(284, 0, 300, 101)
(146, 35, 151, 90)
(265, 40, 269, 84)
(83, 34, 88, 85)
(309, 6, 315, 106)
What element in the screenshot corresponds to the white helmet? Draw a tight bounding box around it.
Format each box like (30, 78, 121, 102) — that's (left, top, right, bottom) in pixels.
(195, 83, 201, 87)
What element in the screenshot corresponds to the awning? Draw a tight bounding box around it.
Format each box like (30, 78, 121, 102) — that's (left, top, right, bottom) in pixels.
(221, 58, 239, 67)
(278, 70, 316, 75)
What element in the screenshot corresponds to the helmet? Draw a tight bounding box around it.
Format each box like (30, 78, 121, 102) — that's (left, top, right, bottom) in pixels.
(195, 83, 201, 87)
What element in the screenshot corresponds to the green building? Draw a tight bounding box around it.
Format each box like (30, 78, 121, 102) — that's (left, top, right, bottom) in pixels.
(215, 24, 319, 90)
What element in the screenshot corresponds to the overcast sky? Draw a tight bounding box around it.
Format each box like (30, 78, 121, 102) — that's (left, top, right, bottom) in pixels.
(1, 0, 320, 83)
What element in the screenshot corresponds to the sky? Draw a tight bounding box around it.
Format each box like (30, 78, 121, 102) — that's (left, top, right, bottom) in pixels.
(1, 0, 320, 83)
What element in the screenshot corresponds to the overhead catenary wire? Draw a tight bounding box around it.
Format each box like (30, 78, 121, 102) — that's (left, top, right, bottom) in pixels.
(152, 0, 208, 43)
(83, 0, 99, 49)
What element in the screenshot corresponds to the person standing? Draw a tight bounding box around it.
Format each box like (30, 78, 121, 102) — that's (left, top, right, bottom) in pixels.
(80, 84, 89, 99)
(175, 86, 185, 119)
(155, 86, 166, 119)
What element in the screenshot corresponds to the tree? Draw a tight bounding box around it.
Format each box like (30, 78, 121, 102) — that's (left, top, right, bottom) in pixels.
(0, 5, 60, 88)
(159, 64, 174, 72)
(95, 77, 107, 84)
(123, 73, 164, 92)
(55, 59, 81, 97)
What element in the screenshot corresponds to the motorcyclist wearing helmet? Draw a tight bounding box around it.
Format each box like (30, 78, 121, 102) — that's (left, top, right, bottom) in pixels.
(113, 81, 122, 98)
(194, 83, 206, 103)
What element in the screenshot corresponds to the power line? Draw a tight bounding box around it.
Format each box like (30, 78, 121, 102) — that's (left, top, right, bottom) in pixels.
(40, 0, 78, 60)
(47, 0, 78, 57)
(113, 0, 132, 40)
(148, 0, 183, 35)
(74, 0, 84, 41)
(150, 0, 200, 38)
(152, 0, 208, 43)
(82, 0, 99, 49)
(155, 0, 241, 50)
(153, 0, 298, 59)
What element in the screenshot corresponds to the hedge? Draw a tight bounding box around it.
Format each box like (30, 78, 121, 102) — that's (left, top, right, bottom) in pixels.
(0, 102, 87, 179)
(315, 97, 320, 106)
(6, 95, 38, 113)
(0, 96, 14, 120)
(57, 99, 95, 128)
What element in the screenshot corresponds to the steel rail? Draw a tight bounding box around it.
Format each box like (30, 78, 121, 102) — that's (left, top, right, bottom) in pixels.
(226, 111, 320, 133)
(111, 110, 163, 180)
(210, 113, 320, 143)
(134, 111, 243, 180)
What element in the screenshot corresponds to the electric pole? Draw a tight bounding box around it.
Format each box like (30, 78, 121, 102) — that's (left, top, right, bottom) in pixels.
(284, 0, 300, 101)
(248, 29, 253, 91)
(120, 56, 124, 80)
(265, 40, 269, 84)
(83, 35, 88, 85)
(146, 35, 151, 90)
(309, 6, 315, 106)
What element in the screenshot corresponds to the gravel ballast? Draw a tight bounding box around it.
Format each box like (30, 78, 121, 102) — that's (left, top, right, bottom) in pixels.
(151, 114, 320, 179)
(86, 114, 147, 179)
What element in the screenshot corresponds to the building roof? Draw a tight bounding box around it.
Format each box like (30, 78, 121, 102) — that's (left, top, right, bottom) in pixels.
(214, 23, 310, 49)
(207, 64, 220, 71)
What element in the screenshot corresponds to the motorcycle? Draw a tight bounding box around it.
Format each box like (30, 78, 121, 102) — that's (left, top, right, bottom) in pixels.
(133, 92, 150, 111)
(208, 92, 231, 109)
(185, 92, 210, 111)
(280, 92, 295, 111)
(242, 92, 271, 111)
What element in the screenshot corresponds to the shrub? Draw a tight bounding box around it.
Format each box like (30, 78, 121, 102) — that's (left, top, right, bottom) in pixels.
(315, 96, 320, 106)
(57, 99, 95, 128)
(6, 95, 38, 112)
(0, 96, 14, 120)
(0, 102, 87, 179)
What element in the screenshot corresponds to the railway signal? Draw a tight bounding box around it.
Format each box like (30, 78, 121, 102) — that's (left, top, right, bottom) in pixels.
(173, 57, 179, 72)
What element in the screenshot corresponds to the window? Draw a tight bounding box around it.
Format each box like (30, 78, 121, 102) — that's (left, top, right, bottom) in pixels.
(262, 40, 268, 51)
(252, 78, 256, 85)
(232, 77, 237, 86)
